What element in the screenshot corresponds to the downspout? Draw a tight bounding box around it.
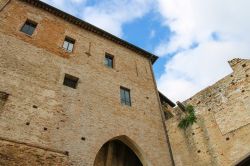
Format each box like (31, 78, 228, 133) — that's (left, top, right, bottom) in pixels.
(148, 57, 175, 166)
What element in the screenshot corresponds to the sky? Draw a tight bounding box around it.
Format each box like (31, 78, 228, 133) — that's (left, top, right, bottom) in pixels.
(41, 0, 250, 102)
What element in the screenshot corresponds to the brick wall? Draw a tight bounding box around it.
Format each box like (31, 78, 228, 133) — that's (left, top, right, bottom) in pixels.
(0, 139, 68, 165)
(0, 0, 171, 165)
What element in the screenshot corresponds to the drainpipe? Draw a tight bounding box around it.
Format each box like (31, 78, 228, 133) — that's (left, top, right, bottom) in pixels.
(148, 58, 175, 166)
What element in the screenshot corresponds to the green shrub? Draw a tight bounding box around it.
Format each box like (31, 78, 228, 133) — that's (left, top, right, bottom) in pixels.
(178, 105, 197, 129)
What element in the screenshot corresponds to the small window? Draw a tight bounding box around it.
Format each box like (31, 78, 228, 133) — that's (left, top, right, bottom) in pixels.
(63, 74, 79, 89)
(104, 53, 114, 68)
(20, 20, 37, 36)
(63, 37, 75, 52)
(120, 87, 131, 106)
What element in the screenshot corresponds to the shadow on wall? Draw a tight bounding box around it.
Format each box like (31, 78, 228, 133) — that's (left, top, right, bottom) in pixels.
(0, 91, 9, 111)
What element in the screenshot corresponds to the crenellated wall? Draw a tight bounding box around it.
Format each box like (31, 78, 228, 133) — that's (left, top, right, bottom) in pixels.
(166, 59, 250, 166)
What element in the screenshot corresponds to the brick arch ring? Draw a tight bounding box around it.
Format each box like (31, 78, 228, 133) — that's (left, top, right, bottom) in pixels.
(232, 151, 250, 166)
(93, 135, 151, 166)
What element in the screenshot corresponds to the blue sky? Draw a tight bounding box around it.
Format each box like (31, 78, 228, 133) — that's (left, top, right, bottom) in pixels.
(42, 0, 250, 102)
(122, 12, 172, 79)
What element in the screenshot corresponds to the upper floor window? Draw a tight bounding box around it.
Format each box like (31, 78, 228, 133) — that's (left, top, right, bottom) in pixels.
(63, 37, 75, 52)
(120, 87, 131, 106)
(63, 74, 79, 89)
(104, 53, 114, 68)
(20, 20, 37, 36)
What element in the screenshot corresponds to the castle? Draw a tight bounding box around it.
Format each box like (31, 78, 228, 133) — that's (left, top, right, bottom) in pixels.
(0, 0, 249, 166)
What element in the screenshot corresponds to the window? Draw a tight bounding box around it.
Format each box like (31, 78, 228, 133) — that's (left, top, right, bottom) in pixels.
(20, 20, 37, 36)
(120, 87, 131, 106)
(63, 37, 75, 52)
(104, 53, 114, 68)
(63, 74, 79, 89)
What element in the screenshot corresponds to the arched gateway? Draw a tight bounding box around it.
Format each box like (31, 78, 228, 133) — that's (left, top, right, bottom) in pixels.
(94, 136, 146, 166)
(235, 155, 250, 166)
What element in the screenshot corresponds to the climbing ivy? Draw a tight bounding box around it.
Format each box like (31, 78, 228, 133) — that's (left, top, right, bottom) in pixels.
(178, 105, 197, 129)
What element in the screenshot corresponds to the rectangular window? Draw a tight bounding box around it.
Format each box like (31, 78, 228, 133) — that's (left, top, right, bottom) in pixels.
(63, 74, 79, 89)
(20, 20, 37, 36)
(104, 53, 114, 68)
(120, 87, 131, 106)
(63, 37, 75, 52)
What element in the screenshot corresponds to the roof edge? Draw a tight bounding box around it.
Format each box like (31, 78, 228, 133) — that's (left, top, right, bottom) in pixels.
(158, 91, 176, 107)
(19, 0, 158, 64)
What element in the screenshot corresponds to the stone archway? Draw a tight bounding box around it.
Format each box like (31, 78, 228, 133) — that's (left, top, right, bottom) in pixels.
(235, 155, 250, 166)
(94, 136, 146, 166)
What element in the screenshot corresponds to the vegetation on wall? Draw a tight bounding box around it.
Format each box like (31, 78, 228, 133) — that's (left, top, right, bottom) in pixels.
(178, 105, 197, 129)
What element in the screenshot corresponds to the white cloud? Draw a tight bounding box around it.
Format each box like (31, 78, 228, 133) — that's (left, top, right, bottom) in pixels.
(70, 0, 86, 3)
(155, 0, 250, 102)
(41, 0, 87, 15)
(41, 0, 153, 37)
(149, 30, 156, 38)
(81, 0, 153, 37)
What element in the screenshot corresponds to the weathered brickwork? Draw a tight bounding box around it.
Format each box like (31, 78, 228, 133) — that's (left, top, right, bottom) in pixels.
(0, 0, 9, 11)
(0, 0, 172, 165)
(0, 138, 68, 166)
(167, 59, 250, 166)
(4, 1, 249, 166)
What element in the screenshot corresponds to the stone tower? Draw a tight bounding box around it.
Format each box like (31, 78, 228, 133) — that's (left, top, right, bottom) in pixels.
(0, 0, 174, 165)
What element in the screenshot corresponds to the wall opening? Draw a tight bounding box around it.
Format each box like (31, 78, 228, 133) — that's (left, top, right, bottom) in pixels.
(0, 91, 9, 111)
(236, 155, 250, 166)
(63, 74, 79, 89)
(94, 136, 145, 166)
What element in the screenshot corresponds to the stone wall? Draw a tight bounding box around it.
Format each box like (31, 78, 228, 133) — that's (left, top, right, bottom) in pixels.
(0, 0, 171, 165)
(166, 58, 250, 166)
(0, 138, 68, 166)
(0, 0, 9, 11)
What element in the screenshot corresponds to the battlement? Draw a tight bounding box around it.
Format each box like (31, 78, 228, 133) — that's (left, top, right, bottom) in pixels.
(166, 58, 250, 166)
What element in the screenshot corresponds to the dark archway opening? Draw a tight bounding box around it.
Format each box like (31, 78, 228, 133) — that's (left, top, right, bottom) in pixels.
(94, 140, 143, 166)
(236, 156, 250, 166)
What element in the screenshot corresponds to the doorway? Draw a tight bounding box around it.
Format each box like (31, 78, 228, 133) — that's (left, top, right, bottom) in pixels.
(94, 140, 143, 166)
